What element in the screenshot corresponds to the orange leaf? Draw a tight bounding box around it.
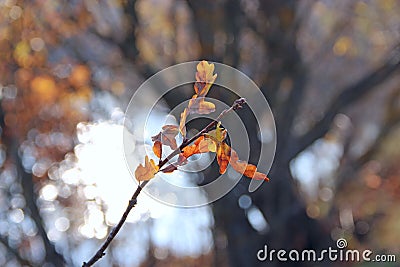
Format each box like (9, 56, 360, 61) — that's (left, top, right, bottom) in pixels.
(217, 142, 231, 174)
(251, 172, 269, 181)
(152, 141, 162, 159)
(181, 136, 217, 162)
(194, 60, 217, 97)
(182, 136, 205, 158)
(135, 156, 159, 181)
(229, 150, 269, 181)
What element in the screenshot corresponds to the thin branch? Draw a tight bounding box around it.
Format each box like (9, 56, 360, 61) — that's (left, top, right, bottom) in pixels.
(82, 180, 148, 267)
(82, 98, 247, 267)
(289, 45, 400, 160)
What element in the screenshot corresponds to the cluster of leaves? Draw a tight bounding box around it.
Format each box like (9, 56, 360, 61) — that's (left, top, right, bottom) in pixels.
(135, 61, 269, 182)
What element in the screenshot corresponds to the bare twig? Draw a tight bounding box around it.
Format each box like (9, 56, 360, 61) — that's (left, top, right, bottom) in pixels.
(82, 98, 247, 267)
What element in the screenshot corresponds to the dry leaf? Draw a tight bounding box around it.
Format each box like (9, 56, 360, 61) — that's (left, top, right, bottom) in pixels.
(182, 136, 205, 158)
(178, 61, 217, 134)
(135, 156, 159, 181)
(206, 122, 227, 143)
(217, 142, 231, 174)
(179, 107, 188, 137)
(195, 60, 217, 97)
(206, 122, 268, 180)
(152, 125, 179, 150)
(188, 95, 216, 115)
(229, 150, 269, 181)
(198, 138, 217, 153)
(152, 140, 162, 159)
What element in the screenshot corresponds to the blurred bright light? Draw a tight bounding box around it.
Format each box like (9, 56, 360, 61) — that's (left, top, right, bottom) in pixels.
(247, 206, 269, 233)
(238, 194, 252, 209)
(55, 217, 70, 232)
(8, 208, 24, 223)
(291, 138, 343, 199)
(40, 184, 58, 201)
(64, 120, 214, 261)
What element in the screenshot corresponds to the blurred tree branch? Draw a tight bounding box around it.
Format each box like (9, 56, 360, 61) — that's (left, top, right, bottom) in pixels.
(0, 236, 31, 266)
(0, 104, 66, 266)
(292, 44, 400, 161)
(186, 0, 216, 60)
(14, 143, 66, 266)
(356, 87, 400, 167)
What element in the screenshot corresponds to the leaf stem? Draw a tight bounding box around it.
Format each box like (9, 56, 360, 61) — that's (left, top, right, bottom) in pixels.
(82, 98, 246, 267)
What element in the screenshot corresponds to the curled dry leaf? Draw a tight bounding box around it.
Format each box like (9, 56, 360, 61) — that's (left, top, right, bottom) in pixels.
(160, 125, 179, 149)
(206, 122, 227, 143)
(181, 136, 217, 159)
(151, 125, 179, 157)
(229, 150, 269, 181)
(135, 156, 159, 181)
(152, 141, 162, 159)
(206, 122, 268, 180)
(205, 122, 230, 174)
(217, 142, 231, 174)
(182, 136, 204, 158)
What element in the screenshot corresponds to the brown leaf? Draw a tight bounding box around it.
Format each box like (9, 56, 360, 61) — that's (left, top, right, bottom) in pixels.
(152, 125, 179, 150)
(135, 156, 159, 181)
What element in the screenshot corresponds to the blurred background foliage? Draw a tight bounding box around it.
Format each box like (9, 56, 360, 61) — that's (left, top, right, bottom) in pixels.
(1, 0, 400, 266)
